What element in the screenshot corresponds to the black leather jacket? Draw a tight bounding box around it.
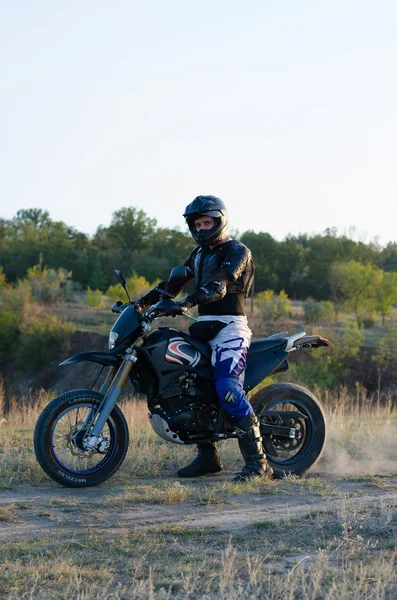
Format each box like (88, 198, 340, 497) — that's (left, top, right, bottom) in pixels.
(140, 239, 254, 316)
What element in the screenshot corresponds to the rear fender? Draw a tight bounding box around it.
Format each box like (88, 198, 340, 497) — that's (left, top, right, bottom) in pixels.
(59, 352, 121, 368)
(292, 336, 330, 349)
(244, 350, 289, 392)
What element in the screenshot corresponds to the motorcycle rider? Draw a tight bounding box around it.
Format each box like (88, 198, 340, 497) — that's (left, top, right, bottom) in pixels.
(136, 195, 273, 482)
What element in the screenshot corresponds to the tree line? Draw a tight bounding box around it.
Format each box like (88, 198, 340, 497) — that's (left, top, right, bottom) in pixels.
(1, 206, 397, 303)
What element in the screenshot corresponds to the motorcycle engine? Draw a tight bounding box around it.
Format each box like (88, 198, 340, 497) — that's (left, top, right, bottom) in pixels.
(150, 373, 218, 436)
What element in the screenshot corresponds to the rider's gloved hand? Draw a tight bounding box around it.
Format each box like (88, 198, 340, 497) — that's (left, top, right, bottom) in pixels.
(169, 298, 194, 318)
(170, 303, 185, 317)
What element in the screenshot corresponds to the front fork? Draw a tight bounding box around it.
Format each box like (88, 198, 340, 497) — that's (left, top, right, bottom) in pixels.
(84, 366, 118, 430)
(98, 366, 118, 395)
(84, 350, 138, 451)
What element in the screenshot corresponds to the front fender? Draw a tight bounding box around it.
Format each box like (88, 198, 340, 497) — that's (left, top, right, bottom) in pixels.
(59, 352, 121, 368)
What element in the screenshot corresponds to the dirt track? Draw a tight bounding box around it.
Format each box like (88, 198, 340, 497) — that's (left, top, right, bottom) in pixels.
(2, 472, 397, 543)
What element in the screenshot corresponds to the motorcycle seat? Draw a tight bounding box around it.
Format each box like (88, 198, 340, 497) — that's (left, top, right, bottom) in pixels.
(180, 333, 212, 358)
(247, 336, 286, 356)
(183, 332, 286, 359)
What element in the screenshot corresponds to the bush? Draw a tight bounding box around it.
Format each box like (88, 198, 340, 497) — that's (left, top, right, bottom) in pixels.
(0, 311, 19, 368)
(17, 314, 75, 372)
(320, 300, 336, 324)
(0, 280, 33, 320)
(304, 299, 336, 325)
(280, 322, 364, 391)
(86, 287, 105, 308)
(0, 266, 6, 288)
(27, 265, 73, 305)
(373, 324, 397, 367)
(0, 274, 76, 377)
(255, 290, 290, 321)
(105, 273, 158, 302)
(303, 298, 325, 324)
(362, 315, 377, 328)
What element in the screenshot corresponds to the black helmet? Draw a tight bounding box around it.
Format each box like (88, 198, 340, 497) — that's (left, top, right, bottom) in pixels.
(183, 195, 228, 246)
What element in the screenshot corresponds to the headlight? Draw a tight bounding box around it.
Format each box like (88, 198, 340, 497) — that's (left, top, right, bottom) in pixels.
(109, 331, 119, 350)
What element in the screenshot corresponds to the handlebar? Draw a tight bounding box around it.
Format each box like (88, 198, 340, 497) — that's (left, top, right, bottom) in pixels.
(111, 299, 197, 322)
(144, 299, 197, 322)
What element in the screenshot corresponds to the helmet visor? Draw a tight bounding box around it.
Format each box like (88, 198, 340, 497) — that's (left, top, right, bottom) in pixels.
(183, 209, 224, 219)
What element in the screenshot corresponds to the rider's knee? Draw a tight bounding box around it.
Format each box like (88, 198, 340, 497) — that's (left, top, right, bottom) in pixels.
(215, 376, 253, 417)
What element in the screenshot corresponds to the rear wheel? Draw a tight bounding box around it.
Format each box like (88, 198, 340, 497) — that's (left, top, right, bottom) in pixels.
(250, 383, 326, 478)
(34, 389, 129, 488)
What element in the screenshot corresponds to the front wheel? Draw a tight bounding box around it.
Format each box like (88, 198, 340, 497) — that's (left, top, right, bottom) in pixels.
(34, 389, 129, 488)
(250, 383, 326, 478)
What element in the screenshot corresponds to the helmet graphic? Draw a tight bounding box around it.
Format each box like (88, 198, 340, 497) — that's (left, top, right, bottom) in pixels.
(183, 195, 228, 246)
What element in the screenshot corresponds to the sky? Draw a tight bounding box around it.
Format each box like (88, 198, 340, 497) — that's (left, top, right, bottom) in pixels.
(1, 1, 397, 246)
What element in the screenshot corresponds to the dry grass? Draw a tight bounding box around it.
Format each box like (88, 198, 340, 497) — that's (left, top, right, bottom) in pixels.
(1, 502, 396, 598)
(105, 481, 192, 507)
(1, 384, 397, 487)
(317, 385, 397, 476)
(1, 384, 397, 598)
(0, 505, 20, 523)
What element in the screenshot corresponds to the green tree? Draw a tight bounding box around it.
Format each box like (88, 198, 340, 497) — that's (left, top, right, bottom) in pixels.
(372, 324, 397, 388)
(105, 207, 156, 252)
(373, 324, 397, 367)
(136, 228, 195, 282)
(13, 208, 52, 230)
(88, 260, 108, 291)
(330, 261, 376, 327)
(379, 242, 397, 272)
(278, 235, 311, 299)
(0, 209, 90, 284)
(239, 231, 280, 293)
(373, 269, 397, 324)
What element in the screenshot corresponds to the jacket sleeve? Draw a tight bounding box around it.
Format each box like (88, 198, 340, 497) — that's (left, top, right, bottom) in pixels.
(182, 243, 251, 308)
(137, 280, 169, 308)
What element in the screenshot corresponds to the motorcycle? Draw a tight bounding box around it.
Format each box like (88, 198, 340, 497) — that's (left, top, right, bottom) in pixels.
(34, 269, 329, 488)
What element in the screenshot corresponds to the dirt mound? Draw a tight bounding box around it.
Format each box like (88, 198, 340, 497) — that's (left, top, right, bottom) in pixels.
(17, 331, 134, 397)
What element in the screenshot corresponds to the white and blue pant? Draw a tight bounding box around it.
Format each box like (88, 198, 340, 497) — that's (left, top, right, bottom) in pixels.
(199, 316, 254, 419)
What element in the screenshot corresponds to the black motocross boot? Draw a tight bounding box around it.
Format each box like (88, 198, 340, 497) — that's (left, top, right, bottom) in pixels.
(232, 414, 273, 483)
(177, 442, 223, 478)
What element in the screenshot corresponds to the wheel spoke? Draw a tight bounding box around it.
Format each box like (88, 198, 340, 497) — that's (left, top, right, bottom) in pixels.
(58, 416, 72, 430)
(51, 402, 115, 474)
(261, 401, 311, 464)
(53, 448, 71, 456)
